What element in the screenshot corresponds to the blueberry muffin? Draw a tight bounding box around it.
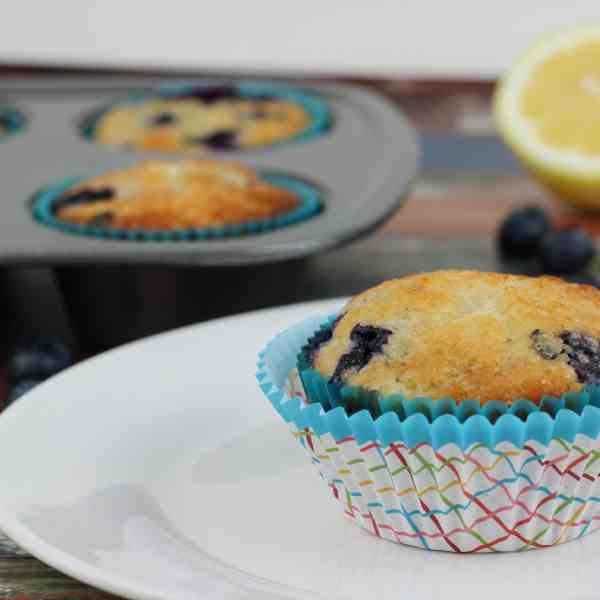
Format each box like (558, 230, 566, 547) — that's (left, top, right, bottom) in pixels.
(304, 270, 600, 405)
(93, 85, 313, 152)
(52, 159, 299, 230)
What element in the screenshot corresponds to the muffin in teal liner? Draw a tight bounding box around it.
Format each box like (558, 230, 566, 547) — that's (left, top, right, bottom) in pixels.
(32, 159, 322, 241)
(81, 81, 330, 153)
(0, 107, 25, 139)
(257, 271, 600, 552)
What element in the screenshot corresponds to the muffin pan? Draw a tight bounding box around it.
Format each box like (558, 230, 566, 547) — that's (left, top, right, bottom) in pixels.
(0, 77, 419, 266)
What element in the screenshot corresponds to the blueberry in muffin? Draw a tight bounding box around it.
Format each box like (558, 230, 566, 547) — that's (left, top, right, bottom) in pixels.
(92, 85, 315, 152)
(304, 270, 600, 404)
(329, 324, 393, 383)
(50, 159, 300, 231)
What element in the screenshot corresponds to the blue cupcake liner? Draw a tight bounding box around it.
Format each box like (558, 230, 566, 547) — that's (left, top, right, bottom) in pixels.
(80, 81, 331, 150)
(0, 107, 25, 138)
(257, 314, 600, 451)
(31, 170, 322, 242)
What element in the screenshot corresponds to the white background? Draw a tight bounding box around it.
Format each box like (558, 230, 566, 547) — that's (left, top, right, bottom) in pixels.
(1, 1, 600, 77)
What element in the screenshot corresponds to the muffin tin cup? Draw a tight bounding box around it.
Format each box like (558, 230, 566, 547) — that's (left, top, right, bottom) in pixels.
(257, 314, 600, 553)
(31, 171, 323, 241)
(81, 81, 331, 150)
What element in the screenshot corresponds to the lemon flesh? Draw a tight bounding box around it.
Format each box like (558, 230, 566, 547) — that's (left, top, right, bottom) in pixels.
(494, 25, 600, 210)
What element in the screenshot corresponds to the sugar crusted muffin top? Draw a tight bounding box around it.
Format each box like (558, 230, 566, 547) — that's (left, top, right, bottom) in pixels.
(53, 159, 299, 230)
(309, 270, 600, 405)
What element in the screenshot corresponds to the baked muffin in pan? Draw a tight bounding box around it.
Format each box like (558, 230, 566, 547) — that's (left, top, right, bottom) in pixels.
(33, 159, 322, 240)
(83, 83, 330, 153)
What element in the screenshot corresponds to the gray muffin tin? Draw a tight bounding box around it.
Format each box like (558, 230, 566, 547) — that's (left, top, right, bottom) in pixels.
(0, 77, 419, 267)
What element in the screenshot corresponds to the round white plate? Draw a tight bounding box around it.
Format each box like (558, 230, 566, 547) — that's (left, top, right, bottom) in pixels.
(0, 299, 599, 600)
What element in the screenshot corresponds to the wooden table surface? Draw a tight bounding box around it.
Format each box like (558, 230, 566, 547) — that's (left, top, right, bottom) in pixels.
(1, 72, 599, 599)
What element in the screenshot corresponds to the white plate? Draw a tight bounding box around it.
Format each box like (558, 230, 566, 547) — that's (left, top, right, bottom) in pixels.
(0, 299, 599, 600)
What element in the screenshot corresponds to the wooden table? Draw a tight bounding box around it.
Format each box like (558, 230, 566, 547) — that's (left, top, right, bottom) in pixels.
(0, 73, 597, 599)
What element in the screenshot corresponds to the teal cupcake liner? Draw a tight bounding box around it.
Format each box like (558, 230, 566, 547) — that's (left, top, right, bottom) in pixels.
(258, 314, 600, 451)
(80, 81, 331, 150)
(31, 170, 322, 242)
(0, 107, 25, 138)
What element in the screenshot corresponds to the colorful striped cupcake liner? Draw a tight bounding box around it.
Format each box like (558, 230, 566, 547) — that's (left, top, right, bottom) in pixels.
(31, 170, 322, 242)
(257, 314, 600, 552)
(80, 81, 331, 150)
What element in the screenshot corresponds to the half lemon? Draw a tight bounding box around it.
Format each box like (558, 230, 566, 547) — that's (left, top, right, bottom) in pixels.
(494, 24, 600, 210)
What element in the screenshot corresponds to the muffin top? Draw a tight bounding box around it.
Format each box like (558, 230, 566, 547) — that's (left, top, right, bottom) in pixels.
(94, 87, 311, 152)
(309, 270, 600, 404)
(52, 159, 299, 230)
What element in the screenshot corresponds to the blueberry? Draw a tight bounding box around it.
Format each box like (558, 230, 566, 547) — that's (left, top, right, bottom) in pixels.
(150, 112, 176, 126)
(529, 328, 600, 384)
(8, 337, 73, 383)
(331, 324, 392, 383)
(176, 85, 238, 104)
(202, 130, 237, 150)
(498, 205, 551, 259)
(6, 379, 41, 407)
(540, 228, 596, 275)
(559, 331, 600, 384)
(53, 187, 115, 213)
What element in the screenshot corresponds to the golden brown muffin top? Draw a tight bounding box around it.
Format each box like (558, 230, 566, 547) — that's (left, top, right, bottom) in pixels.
(53, 159, 299, 230)
(312, 270, 600, 405)
(95, 97, 311, 152)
